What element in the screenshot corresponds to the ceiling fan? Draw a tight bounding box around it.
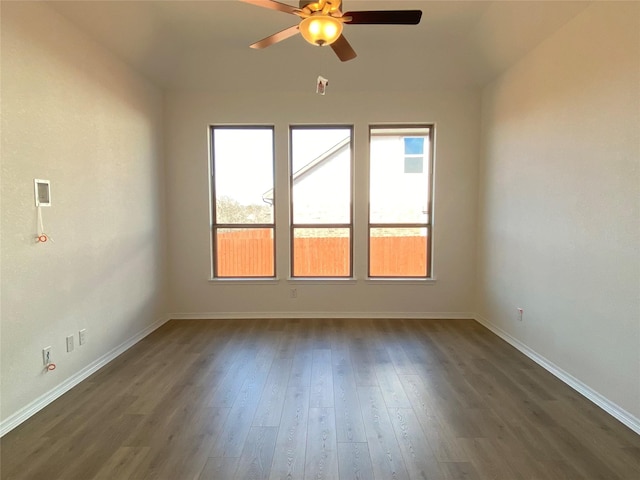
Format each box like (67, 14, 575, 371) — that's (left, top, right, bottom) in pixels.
(240, 0, 422, 62)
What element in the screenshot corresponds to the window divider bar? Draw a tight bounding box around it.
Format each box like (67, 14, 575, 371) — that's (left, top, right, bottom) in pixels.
(369, 223, 430, 228)
(292, 224, 352, 229)
(215, 224, 275, 229)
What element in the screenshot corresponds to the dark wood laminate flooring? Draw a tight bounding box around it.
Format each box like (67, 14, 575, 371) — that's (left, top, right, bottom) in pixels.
(1, 318, 639, 479)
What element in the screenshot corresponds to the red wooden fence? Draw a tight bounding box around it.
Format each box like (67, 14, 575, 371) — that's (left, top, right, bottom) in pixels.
(370, 235, 427, 277)
(216, 229, 274, 277)
(293, 237, 350, 277)
(216, 230, 428, 277)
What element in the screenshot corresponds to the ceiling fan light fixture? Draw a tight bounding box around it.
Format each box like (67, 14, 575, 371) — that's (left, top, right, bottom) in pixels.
(299, 15, 343, 46)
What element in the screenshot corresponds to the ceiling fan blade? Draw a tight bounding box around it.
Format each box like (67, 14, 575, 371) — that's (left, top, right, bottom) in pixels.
(343, 10, 422, 25)
(250, 24, 300, 49)
(240, 0, 303, 16)
(331, 34, 357, 62)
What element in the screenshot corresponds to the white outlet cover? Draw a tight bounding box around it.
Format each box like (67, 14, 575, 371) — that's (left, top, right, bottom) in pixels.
(43, 347, 52, 365)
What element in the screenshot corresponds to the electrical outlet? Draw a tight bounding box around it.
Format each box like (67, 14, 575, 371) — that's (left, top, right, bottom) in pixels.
(43, 346, 52, 366)
(66, 335, 74, 352)
(79, 329, 87, 346)
(517, 307, 524, 321)
(290, 288, 297, 298)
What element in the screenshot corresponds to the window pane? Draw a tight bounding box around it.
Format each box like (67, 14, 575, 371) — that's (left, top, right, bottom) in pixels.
(370, 130, 430, 224)
(213, 128, 274, 224)
(293, 228, 350, 277)
(216, 228, 274, 277)
(404, 137, 424, 155)
(404, 156, 423, 173)
(291, 128, 351, 224)
(369, 227, 427, 277)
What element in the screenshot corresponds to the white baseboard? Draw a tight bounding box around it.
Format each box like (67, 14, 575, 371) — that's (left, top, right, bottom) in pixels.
(0, 315, 170, 437)
(170, 311, 475, 320)
(474, 314, 640, 436)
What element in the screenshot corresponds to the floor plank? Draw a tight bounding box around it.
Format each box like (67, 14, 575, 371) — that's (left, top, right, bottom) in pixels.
(234, 427, 278, 480)
(336, 442, 374, 480)
(304, 407, 338, 480)
(332, 345, 367, 443)
(269, 386, 310, 480)
(253, 358, 293, 427)
(310, 349, 334, 409)
(388, 407, 442, 480)
(358, 385, 410, 480)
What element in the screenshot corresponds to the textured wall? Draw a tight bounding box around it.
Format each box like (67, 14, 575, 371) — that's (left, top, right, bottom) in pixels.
(1, 2, 167, 422)
(164, 90, 480, 316)
(477, 2, 640, 420)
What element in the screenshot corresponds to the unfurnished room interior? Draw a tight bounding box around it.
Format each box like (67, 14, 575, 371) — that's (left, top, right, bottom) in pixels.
(1, 1, 639, 479)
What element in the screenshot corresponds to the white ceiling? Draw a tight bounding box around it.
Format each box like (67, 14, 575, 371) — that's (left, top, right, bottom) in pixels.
(48, 0, 589, 92)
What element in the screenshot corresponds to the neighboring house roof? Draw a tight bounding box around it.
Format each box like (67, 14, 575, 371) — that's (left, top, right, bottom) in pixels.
(262, 137, 350, 205)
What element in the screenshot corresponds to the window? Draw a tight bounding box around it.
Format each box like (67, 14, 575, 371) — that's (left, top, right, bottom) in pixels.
(369, 126, 433, 277)
(403, 137, 424, 173)
(210, 126, 275, 278)
(290, 126, 353, 277)
(209, 125, 433, 280)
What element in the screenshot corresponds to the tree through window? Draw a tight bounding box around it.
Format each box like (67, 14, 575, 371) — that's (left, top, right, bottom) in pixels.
(210, 126, 275, 278)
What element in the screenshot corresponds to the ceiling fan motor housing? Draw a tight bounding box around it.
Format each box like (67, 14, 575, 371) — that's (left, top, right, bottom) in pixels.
(243, 0, 422, 62)
(299, 14, 344, 46)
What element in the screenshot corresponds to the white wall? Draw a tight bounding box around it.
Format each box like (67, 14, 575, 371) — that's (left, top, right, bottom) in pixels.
(0, 2, 167, 425)
(477, 2, 640, 422)
(165, 90, 479, 316)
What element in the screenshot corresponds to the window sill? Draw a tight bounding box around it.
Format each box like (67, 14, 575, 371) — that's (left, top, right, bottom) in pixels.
(208, 278, 281, 285)
(207, 277, 436, 286)
(364, 277, 437, 285)
(287, 277, 358, 285)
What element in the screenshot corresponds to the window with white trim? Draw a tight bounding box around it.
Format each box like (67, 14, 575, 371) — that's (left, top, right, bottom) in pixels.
(290, 126, 353, 277)
(210, 126, 275, 278)
(369, 125, 434, 278)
